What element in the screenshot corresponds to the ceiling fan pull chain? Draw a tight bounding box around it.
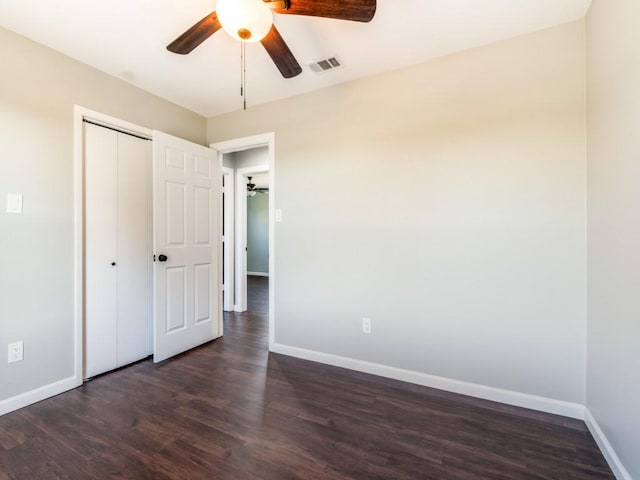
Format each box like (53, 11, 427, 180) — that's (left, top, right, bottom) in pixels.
(240, 40, 247, 111)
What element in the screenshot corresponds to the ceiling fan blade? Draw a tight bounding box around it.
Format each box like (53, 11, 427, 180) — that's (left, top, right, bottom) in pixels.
(167, 12, 222, 54)
(272, 0, 376, 23)
(260, 25, 302, 79)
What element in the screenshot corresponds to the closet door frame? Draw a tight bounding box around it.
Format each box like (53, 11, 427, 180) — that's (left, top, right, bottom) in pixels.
(74, 106, 153, 383)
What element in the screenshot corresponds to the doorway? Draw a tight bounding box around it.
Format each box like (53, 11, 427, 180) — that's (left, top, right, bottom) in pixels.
(210, 133, 276, 348)
(235, 164, 269, 313)
(221, 162, 269, 314)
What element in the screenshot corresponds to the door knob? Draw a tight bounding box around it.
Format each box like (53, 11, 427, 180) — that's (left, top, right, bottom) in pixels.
(111, 262, 116, 266)
(158, 254, 168, 262)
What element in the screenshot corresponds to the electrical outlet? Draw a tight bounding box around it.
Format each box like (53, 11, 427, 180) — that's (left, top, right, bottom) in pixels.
(362, 317, 371, 334)
(8, 341, 23, 363)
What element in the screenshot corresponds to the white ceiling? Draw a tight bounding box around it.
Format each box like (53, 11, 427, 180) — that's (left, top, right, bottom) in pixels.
(0, 0, 591, 118)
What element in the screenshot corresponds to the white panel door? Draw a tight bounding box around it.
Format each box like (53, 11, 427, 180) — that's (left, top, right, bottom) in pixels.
(84, 123, 118, 378)
(116, 133, 153, 366)
(153, 131, 221, 362)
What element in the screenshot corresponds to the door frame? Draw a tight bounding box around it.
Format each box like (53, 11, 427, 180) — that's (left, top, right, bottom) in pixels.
(73, 105, 153, 385)
(222, 167, 235, 312)
(210, 133, 276, 348)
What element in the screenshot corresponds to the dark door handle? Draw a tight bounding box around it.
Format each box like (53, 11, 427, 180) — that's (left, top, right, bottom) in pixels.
(111, 262, 116, 266)
(158, 254, 168, 262)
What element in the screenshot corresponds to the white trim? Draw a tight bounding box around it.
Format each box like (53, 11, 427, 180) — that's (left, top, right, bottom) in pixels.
(73, 106, 85, 389)
(211, 133, 276, 349)
(584, 409, 633, 480)
(221, 166, 235, 312)
(0, 375, 78, 416)
(75, 106, 153, 139)
(248, 271, 269, 277)
(270, 343, 586, 420)
(210, 133, 273, 154)
(215, 154, 225, 338)
(74, 105, 152, 384)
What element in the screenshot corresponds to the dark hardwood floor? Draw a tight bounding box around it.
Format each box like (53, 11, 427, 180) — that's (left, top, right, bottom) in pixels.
(1, 276, 613, 479)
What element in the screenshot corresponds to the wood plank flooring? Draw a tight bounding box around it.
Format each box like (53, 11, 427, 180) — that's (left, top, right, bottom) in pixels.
(1, 277, 614, 479)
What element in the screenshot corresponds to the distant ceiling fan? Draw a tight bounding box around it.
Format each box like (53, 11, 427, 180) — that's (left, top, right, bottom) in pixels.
(247, 176, 268, 196)
(167, 0, 377, 79)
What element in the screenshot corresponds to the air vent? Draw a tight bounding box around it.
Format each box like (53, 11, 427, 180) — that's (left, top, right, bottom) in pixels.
(308, 56, 342, 73)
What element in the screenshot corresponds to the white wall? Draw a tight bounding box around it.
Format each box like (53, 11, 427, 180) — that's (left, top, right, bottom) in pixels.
(0, 26, 205, 404)
(223, 147, 269, 169)
(586, 1, 640, 478)
(208, 21, 587, 404)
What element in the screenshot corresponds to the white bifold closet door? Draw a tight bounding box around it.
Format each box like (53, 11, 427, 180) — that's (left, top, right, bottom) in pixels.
(85, 122, 152, 378)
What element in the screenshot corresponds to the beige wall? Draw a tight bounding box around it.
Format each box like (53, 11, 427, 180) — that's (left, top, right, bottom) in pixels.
(0, 25, 205, 403)
(586, 1, 640, 478)
(208, 22, 587, 403)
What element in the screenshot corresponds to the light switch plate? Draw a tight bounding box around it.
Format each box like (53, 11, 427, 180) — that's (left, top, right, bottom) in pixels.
(275, 209, 282, 223)
(6, 193, 23, 214)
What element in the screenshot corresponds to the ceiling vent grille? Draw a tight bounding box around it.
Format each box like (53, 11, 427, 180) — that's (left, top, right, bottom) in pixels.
(308, 57, 342, 73)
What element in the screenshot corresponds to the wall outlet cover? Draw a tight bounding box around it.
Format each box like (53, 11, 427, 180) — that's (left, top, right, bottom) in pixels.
(8, 341, 24, 363)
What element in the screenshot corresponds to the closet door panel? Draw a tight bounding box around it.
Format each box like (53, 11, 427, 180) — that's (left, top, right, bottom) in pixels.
(84, 123, 118, 378)
(116, 133, 152, 366)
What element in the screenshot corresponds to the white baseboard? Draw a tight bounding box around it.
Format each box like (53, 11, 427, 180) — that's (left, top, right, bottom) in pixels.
(270, 343, 585, 419)
(247, 271, 269, 277)
(0, 375, 80, 417)
(584, 408, 632, 480)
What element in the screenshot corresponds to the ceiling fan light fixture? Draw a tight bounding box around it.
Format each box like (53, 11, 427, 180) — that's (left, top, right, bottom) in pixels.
(217, 0, 273, 42)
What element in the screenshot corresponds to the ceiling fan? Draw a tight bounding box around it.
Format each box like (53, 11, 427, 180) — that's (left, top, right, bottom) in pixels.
(247, 176, 268, 196)
(167, 0, 377, 79)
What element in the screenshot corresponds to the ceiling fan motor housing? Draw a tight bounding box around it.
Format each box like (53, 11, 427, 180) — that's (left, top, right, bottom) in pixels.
(167, 0, 376, 79)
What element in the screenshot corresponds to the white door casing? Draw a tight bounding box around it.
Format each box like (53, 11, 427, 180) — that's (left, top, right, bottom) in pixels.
(153, 131, 221, 362)
(222, 167, 235, 312)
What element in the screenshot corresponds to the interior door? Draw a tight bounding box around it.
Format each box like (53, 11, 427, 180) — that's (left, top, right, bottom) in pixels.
(153, 131, 221, 362)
